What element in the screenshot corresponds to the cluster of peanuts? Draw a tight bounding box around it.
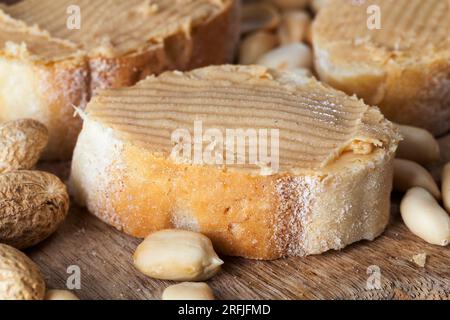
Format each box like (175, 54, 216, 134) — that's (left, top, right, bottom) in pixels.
(0, 119, 76, 300)
(394, 125, 450, 247)
(239, 0, 327, 74)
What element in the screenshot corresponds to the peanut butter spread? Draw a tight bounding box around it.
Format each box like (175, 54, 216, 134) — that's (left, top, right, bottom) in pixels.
(0, 0, 231, 61)
(314, 0, 449, 59)
(86, 65, 399, 172)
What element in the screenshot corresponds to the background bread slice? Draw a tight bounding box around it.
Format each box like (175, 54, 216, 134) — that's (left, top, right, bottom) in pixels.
(70, 65, 400, 260)
(0, 0, 240, 160)
(312, 0, 450, 136)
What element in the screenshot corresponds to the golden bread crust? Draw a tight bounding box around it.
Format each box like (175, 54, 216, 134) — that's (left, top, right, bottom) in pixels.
(71, 121, 396, 259)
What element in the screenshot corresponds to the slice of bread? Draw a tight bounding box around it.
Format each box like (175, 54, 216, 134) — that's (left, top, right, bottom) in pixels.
(313, 0, 450, 136)
(70, 65, 400, 260)
(0, 0, 240, 159)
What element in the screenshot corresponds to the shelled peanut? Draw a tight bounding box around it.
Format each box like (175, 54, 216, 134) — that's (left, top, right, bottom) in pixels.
(134, 229, 223, 282)
(162, 282, 215, 300)
(393, 124, 450, 247)
(400, 188, 450, 246)
(393, 159, 441, 199)
(396, 124, 440, 165)
(442, 164, 450, 212)
(240, 0, 317, 74)
(277, 11, 311, 45)
(45, 289, 79, 300)
(241, 2, 280, 35)
(239, 31, 279, 64)
(133, 229, 223, 300)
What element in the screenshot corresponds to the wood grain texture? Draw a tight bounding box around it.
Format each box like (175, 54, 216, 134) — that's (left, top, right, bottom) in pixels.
(3, 0, 448, 300)
(28, 136, 450, 300)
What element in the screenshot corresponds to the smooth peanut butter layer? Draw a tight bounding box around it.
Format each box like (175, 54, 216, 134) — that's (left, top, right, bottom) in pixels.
(70, 65, 400, 259)
(313, 0, 450, 135)
(1, 0, 232, 60)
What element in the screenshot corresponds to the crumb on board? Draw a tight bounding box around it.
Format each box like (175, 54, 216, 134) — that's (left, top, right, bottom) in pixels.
(412, 253, 427, 268)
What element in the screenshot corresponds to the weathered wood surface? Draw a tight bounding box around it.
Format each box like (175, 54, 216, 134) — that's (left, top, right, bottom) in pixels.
(3, 0, 448, 301)
(28, 137, 450, 300)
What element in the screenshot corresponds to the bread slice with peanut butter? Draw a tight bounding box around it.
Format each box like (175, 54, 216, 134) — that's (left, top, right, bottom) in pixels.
(0, 0, 240, 160)
(70, 65, 400, 260)
(313, 0, 450, 136)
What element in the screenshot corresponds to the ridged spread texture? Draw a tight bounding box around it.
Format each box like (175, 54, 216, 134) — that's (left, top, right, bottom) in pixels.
(313, 0, 450, 135)
(315, 0, 448, 52)
(87, 65, 393, 171)
(1, 0, 231, 60)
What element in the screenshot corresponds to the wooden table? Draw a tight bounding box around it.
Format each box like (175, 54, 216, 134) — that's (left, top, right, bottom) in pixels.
(2, 0, 448, 300)
(29, 137, 450, 300)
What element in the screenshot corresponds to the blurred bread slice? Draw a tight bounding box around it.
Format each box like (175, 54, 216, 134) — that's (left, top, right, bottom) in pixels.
(313, 0, 450, 136)
(70, 65, 400, 260)
(0, 0, 240, 159)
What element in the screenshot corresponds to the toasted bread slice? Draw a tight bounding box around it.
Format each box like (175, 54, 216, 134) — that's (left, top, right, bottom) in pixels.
(0, 0, 240, 159)
(313, 0, 450, 136)
(70, 65, 400, 260)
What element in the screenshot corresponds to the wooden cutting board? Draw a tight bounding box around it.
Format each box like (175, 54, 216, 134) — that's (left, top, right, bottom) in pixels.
(27, 135, 450, 300)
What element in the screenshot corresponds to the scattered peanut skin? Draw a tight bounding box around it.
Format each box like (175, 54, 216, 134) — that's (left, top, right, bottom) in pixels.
(0, 244, 45, 300)
(0, 119, 49, 174)
(0, 171, 70, 249)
